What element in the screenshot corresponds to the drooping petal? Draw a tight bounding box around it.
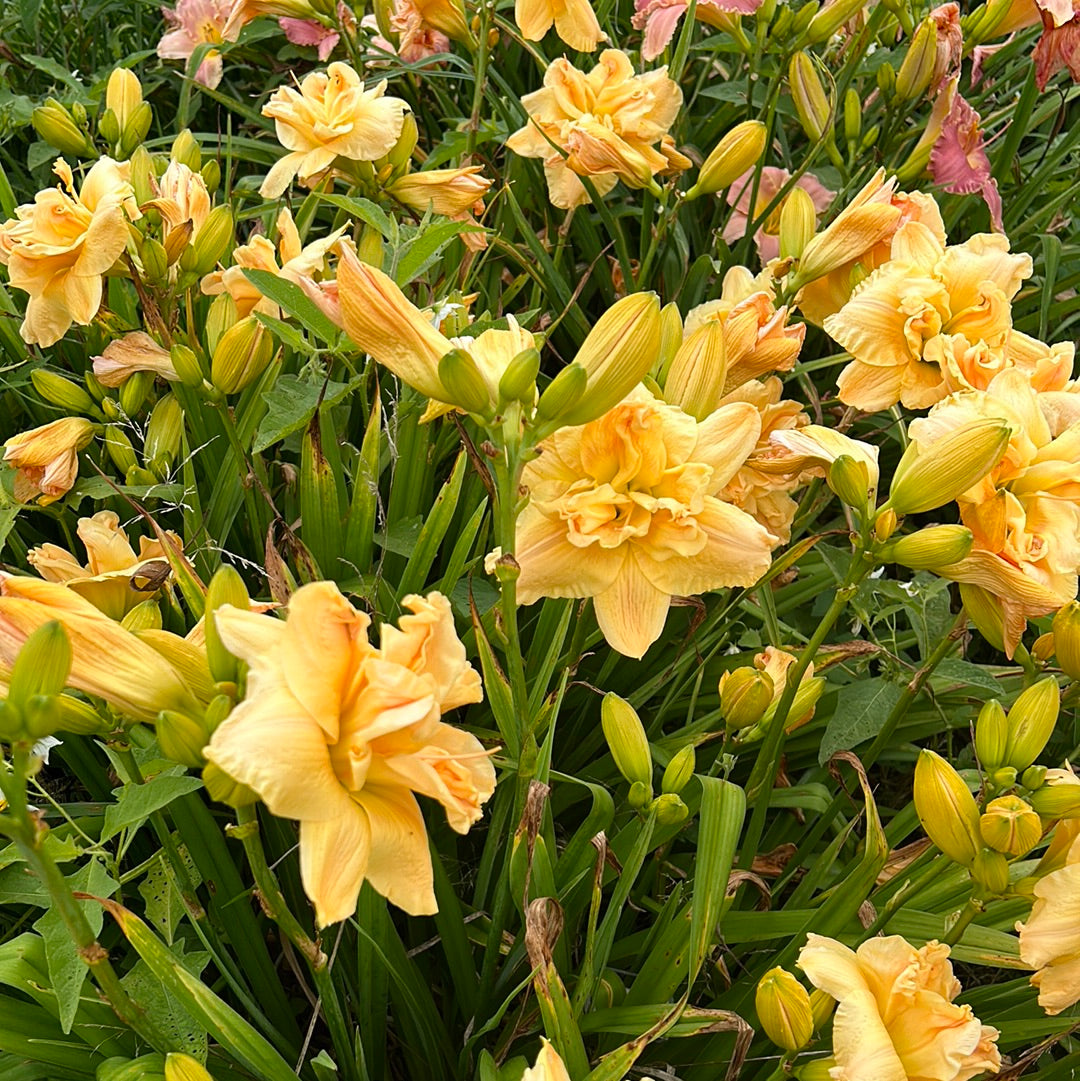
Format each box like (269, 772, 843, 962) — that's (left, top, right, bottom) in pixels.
(299, 802, 371, 927)
(591, 553, 672, 658)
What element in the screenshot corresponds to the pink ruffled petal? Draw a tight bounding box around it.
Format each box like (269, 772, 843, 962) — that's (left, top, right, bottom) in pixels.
(929, 92, 1003, 231)
(279, 15, 341, 58)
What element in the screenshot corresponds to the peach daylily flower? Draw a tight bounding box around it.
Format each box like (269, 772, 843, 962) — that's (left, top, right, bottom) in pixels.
(722, 167, 834, 264)
(0, 158, 138, 348)
(27, 511, 174, 621)
(158, 0, 230, 88)
(93, 331, 181, 387)
(1018, 831, 1080, 1014)
(387, 167, 492, 250)
(515, 386, 775, 658)
(4, 417, 95, 505)
(523, 1040, 571, 1081)
(505, 50, 683, 210)
(798, 934, 1001, 1081)
(361, 0, 451, 61)
(631, 0, 761, 62)
(201, 207, 344, 318)
(149, 160, 212, 241)
(515, 0, 605, 52)
(204, 583, 493, 926)
(826, 222, 1032, 412)
(259, 62, 408, 199)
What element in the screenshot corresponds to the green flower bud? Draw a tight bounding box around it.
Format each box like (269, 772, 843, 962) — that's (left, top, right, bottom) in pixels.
(145, 394, 183, 466)
(1052, 601, 1080, 681)
(1030, 783, 1080, 819)
(120, 101, 153, 160)
(119, 369, 153, 416)
(914, 749, 981, 867)
(975, 700, 1007, 773)
(202, 760, 258, 808)
(720, 667, 774, 730)
(170, 343, 206, 388)
(104, 424, 138, 475)
(843, 87, 861, 146)
(627, 779, 652, 809)
(498, 347, 541, 406)
(386, 111, 418, 169)
(895, 18, 938, 101)
(205, 566, 251, 684)
(438, 348, 493, 416)
(686, 120, 767, 199)
(200, 158, 221, 193)
(662, 744, 696, 794)
(211, 317, 274, 395)
(652, 792, 689, 826)
(880, 525, 973, 570)
(121, 599, 164, 632)
(601, 692, 653, 788)
(30, 369, 96, 414)
(807, 0, 865, 42)
(141, 236, 169, 286)
(756, 967, 813, 1051)
(827, 454, 872, 510)
(1004, 676, 1060, 773)
(129, 145, 157, 207)
(1022, 764, 1047, 791)
(8, 621, 72, 710)
(156, 709, 212, 768)
(171, 129, 201, 172)
(789, 52, 831, 143)
(535, 363, 588, 424)
(779, 186, 816, 261)
(971, 848, 1010, 894)
(191, 204, 233, 275)
(32, 100, 94, 157)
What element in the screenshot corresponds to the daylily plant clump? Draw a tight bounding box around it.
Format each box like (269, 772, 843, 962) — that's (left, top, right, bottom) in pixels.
(0, 1, 1079, 1080)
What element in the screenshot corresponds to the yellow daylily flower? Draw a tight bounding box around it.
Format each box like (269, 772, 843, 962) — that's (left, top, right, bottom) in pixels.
(514, 0, 606, 52)
(3, 417, 95, 505)
(203, 583, 493, 927)
(0, 158, 139, 347)
(27, 511, 175, 620)
(798, 933, 1001, 1081)
(522, 1040, 571, 1081)
(515, 386, 776, 658)
(259, 63, 408, 199)
(505, 50, 683, 210)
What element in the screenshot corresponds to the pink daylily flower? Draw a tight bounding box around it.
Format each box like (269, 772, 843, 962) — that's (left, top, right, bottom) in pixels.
(631, 0, 761, 62)
(1034, 3, 1080, 88)
(279, 16, 340, 58)
(929, 92, 1003, 231)
(158, 0, 231, 88)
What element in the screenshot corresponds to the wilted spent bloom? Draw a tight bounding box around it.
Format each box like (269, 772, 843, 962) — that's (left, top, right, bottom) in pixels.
(798, 934, 1001, 1081)
(3, 418, 95, 505)
(632, 0, 762, 62)
(914, 749, 982, 866)
(515, 0, 605, 51)
(259, 62, 409, 199)
(93, 332, 181, 388)
(505, 50, 683, 210)
(0, 158, 138, 347)
(755, 646, 824, 733)
(201, 208, 343, 319)
(755, 967, 813, 1051)
(386, 167, 492, 249)
(221, 0, 325, 39)
(148, 160, 212, 246)
(980, 794, 1043, 857)
(515, 387, 776, 658)
(158, 0, 230, 88)
(929, 89, 1003, 232)
(204, 584, 493, 926)
(722, 166, 834, 264)
(27, 511, 176, 620)
(363, 0, 451, 63)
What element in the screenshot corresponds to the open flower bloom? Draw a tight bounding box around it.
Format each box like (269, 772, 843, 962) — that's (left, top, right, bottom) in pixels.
(717, 378, 809, 544)
(204, 584, 493, 926)
(505, 50, 683, 210)
(387, 167, 492, 249)
(1018, 831, 1080, 1014)
(662, 267, 805, 419)
(930, 93, 1003, 232)
(0, 158, 138, 347)
(148, 160, 212, 242)
(515, 386, 776, 658)
(27, 511, 175, 620)
(259, 62, 408, 199)
(336, 242, 659, 421)
(361, 0, 451, 62)
(761, 423, 880, 499)
(632, 0, 761, 61)
(515, 0, 605, 51)
(222, 0, 323, 39)
(4, 418, 94, 505)
(825, 222, 1032, 412)
(158, 0, 230, 89)
(93, 331, 181, 387)
(798, 933, 1001, 1081)
(201, 207, 344, 318)
(722, 167, 834, 264)
(933, 327, 1075, 401)
(0, 574, 201, 721)
(907, 371, 1080, 653)
(280, 13, 341, 59)
(796, 183, 945, 328)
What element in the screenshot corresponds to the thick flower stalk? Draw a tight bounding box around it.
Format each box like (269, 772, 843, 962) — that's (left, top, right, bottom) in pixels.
(0, 158, 139, 347)
(514, 386, 775, 658)
(204, 584, 494, 927)
(505, 50, 685, 210)
(798, 933, 1002, 1081)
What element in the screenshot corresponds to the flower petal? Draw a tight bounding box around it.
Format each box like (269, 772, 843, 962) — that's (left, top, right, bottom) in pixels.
(299, 803, 371, 927)
(356, 785, 437, 915)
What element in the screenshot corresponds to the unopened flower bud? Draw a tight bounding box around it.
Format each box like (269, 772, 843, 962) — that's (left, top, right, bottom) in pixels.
(129, 145, 157, 207)
(99, 109, 121, 147)
(165, 1052, 216, 1081)
(843, 88, 861, 146)
(145, 394, 183, 467)
(32, 100, 94, 157)
(888, 420, 1010, 516)
(1029, 783, 1080, 819)
(895, 18, 938, 101)
(387, 111, 418, 170)
(535, 363, 588, 424)
(809, 988, 834, 1029)
(756, 967, 813, 1052)
(807, 0, 865, 42)
(991, 766, 1017, 789)
(191, 204, 233, 275)
(880, 525, 973, 570)
(789, 52, 831, 143)
(876, 61, 897, 98)
(172, 129, 201, 172)
(205, 566, 251, 684)
(498, 347, 541, 406)
(790, 0, 819, 35)
(779, 675, 826, 732)
(1033, 631, 1055, 664)
(206, 293, 238, 354)
(202, 760, 258, 807)
(874, 507, 898, 542)
(201, 159, 221, 192)
(662, 744, 696, 794)
(601, 692, 653, 788)
(779, 186, 816, 261)
(156, 709, 212, 768)
(141, 236, 169, 285)
(653, 792, 689, 826)
(1003, 676, 1060, 773)
(958, 583, 1006, 654)
(971, 848, 1009, 894)
(687, 120, 767, 199)
(438, 348, 493, 416)
(980, 795, 1042, 857)
(1022, 764, 1047, 791)
(628, 779, 652, 808)
(7, 621, 72, 713)
(1052, 602, 1080, 681)
(211, 317, 274, 395)
(914, 749, 981, 867)
(170, 344, 206, 388)
(106, 68, 142, 135)
(120, 101, 153, 159)
(104, 424, 139, 474)
(119, 369, 153, 416)
(720, 667, 774, 730)
(122, 599, 164, 632)
(827, 454, 872, 510)
(30, 370, 95, 414)
(975, 700, 1008, 773)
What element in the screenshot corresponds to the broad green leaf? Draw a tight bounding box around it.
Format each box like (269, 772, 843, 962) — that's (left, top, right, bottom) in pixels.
(101, 776, 204, 842)
(818, 678, 904, 764)
(121, 947, 210, 1061)
(241, 269, 341, 344)
(253, 373, 360, 453)
(394, 220, 484, 286)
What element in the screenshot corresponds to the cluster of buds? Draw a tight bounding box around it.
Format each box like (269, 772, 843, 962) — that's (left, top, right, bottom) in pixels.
(600, 693, 694, 825)
(99, 69, 154, 160)
(719, 647, 826, 742)
(915, 678, 1062, 895)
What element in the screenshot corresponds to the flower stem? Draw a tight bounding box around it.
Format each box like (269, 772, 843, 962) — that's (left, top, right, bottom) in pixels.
(943, 896, 983, 947)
